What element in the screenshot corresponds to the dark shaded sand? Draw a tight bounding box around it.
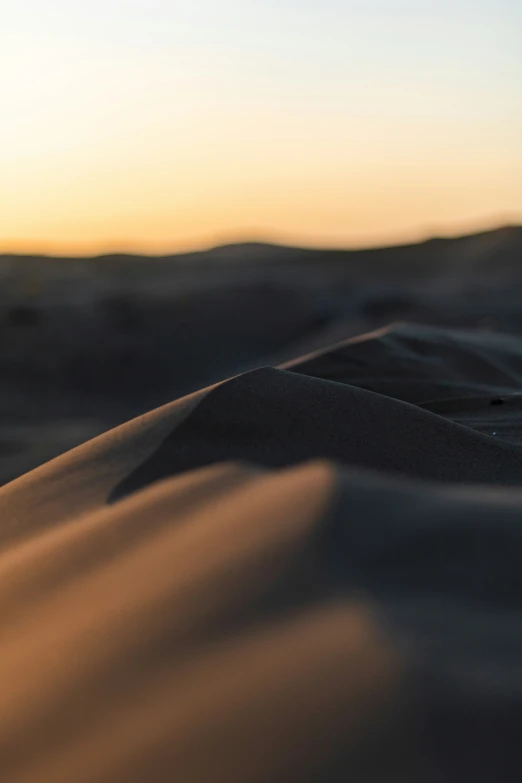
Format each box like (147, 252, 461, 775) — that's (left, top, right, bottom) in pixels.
(2, 324, 522, 780)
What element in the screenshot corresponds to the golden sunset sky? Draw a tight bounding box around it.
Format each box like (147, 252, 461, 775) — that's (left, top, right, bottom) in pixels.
(2, 0, 521, 254)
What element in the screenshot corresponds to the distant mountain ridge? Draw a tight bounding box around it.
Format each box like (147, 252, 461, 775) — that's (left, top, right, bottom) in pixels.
(2, 225, 521, 275)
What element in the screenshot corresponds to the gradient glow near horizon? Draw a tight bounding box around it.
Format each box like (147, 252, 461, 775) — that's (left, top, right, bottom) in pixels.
(2, 0, 521, 254)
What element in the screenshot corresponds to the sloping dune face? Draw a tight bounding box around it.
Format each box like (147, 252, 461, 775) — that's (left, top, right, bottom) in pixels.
(2, 225, 522, 487)
(1, 324, 522, 781)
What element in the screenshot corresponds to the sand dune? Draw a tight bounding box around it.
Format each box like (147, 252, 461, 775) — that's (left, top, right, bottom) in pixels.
(2, 319, 522, 780)
(1, 225, 522, 485)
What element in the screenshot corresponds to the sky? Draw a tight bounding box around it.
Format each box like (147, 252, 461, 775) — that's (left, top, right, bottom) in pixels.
(1, 0, 521, 254)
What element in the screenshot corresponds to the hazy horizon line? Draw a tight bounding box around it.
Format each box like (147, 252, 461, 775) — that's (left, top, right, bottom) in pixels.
(2, 214, 521, 260)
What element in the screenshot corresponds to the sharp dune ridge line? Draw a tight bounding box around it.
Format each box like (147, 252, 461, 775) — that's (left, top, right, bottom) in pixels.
(1, 225, 522, 486)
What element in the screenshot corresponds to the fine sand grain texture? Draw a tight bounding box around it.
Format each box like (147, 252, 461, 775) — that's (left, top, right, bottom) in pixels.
(2, 322, 522, 780)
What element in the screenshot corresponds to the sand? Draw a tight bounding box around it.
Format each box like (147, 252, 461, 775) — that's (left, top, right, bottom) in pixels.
(1, 317, 522, 780)
(2, 224, 522, 486)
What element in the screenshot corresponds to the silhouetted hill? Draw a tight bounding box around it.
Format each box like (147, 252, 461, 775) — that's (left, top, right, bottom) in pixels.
(3, 225, 521, 278)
